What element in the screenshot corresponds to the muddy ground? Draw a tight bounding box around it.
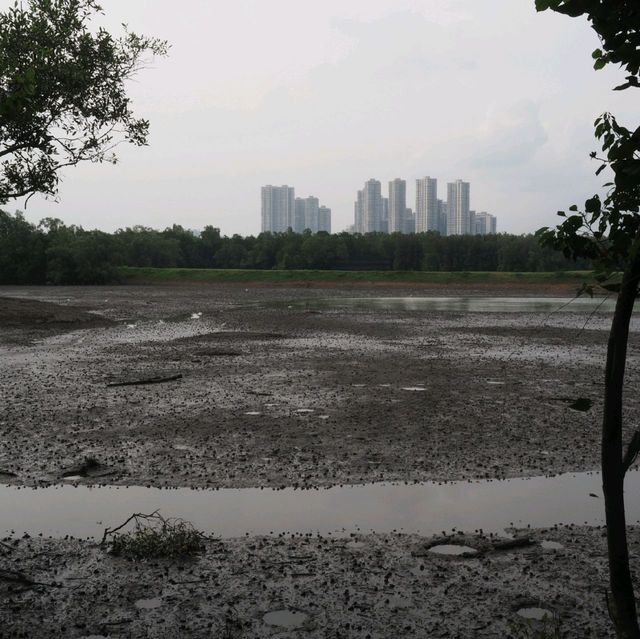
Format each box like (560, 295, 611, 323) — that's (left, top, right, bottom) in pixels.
(1, 282, 639, 637)
(0, 526, 629, 638)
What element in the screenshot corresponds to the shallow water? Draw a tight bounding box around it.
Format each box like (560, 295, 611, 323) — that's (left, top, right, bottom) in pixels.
(428, 544, 478, 556)
(517, 607, 553, 621)
(274, 297, 618, 314)
(2, 471, 639, 540)
(263, 610, 308, 628)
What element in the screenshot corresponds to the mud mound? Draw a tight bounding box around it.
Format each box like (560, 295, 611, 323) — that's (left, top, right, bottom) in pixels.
(0, 297, 113, 328)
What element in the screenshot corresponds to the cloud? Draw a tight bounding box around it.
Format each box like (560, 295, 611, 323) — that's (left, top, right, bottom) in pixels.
(468, 101, 548, 169)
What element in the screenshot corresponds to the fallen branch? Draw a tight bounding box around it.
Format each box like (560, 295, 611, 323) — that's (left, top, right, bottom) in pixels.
(491, 537, 534, 551)
(107, 374, 182, 388)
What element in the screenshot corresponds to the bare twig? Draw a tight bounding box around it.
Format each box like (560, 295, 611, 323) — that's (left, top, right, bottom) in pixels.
(101, 510, 160, 545)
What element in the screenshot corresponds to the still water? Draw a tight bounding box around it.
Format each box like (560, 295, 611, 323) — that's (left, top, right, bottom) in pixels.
(276, 297, 618, 313)
(2, 471, 639, 539)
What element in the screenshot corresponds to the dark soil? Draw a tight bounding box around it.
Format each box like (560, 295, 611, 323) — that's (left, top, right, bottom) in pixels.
(0, 283, 638, 638)
(0, 526, 625, 638)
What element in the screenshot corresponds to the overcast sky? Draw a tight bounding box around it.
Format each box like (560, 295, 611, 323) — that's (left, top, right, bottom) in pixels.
(9, 0, 638, 235)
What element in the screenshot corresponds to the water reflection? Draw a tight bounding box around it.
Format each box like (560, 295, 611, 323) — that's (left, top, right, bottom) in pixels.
(273, 297, 618, 313)
(2, 471, 638, 540)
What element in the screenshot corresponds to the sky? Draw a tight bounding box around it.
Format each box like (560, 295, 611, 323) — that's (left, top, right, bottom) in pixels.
(8, 0, 639, 236)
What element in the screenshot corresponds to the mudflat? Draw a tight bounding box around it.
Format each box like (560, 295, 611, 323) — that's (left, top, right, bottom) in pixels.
(0, 282, 638, 638)
(0, 282, 636, 488)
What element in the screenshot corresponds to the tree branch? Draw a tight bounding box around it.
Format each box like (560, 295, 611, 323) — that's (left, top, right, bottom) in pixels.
(623, 431, 640, 474)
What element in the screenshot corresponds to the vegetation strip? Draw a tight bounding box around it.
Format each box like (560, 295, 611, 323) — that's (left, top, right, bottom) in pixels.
(119, 266, 593, 285)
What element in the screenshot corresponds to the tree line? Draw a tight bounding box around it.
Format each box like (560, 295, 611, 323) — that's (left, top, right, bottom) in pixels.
(0, 210, 589, 285)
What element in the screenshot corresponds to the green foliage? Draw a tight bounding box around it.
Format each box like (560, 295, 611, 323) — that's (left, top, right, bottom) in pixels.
(104, 512, 205, 560)
(120, 267, 591, 285)
(535, 1, 640, 84)
(0, 210, 588, 284)
(535, 1, 640, 291)
(0, 0, 167, 203)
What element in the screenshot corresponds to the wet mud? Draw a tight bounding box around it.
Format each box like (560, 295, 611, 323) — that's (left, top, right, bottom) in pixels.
(1, 283, 638, 637)
(0, 526, 628, 638)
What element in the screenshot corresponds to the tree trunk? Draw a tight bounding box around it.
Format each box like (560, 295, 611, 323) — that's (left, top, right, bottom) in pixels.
(603, 246, 640, 639)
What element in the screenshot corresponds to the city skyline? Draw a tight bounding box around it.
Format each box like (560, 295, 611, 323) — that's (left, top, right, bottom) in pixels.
(261, 176, 496, 236)
(12, 1, 634, 237)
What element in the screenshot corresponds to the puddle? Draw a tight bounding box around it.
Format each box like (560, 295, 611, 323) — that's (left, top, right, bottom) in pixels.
(541, 540, 564, 550)
(270, 297, 618, 314)
(295, 409, 314, 414)
(517, 607, 553, 621)
(135, 598, 162, 610)
(2, 471, 639, 539)
(428, 544, 478, 556)
(263, 610, 308, 628)
(244, 412, 262, 416)
(402, 387, 426, 392)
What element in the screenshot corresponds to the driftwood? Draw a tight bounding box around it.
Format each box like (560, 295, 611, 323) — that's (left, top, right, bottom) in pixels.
(491, 537, 533, 551)
(107, 374, 182, 388)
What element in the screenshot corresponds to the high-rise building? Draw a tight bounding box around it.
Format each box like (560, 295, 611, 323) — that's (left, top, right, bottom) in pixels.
(362, 179, 384, 233)
(474, 212, 497, 235)
(437, 199, 448, 236)
(303, 196, 319, 233)
(261, 185, 295, 233)
(354, 190, 364, 233)
(382, 197, 389, 234)
(293, 198, 306, 233)
(318, 206, 331, 233)
(447, 180, 471, 235)
(404, 208, 416, 234)
(293, 196, 331, 233)
(388, 179, 406, 234)
(416, 177, 438, 233)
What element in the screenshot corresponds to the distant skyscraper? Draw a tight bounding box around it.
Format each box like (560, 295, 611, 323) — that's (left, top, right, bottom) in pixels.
(447, 180, 471, 235)
(354, 189, 364, 233)
(404, 208, 415, 234)
(303, 196, 319, 233)
(294, 198, 306, 233)
(474, 212, 497, 235)
(416, 177, 438, 233)
(261, 185, 295, 233)
(388, 179, 406, 234)
(437, 199, 448, 235)
(318, 206, 331, 233)
(382, 197, 389, 234)
(362, 179, 384, 233)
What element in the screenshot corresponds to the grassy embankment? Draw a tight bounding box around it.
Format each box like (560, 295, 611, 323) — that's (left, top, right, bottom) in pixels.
(119, 266, 593, 285)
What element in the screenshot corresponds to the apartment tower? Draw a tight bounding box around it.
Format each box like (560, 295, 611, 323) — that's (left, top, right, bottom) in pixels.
(416, 177, 438, 233)
(446, 180, 471, 235)
(388, 179, 407, 233)
(261, 185, 295, 233)
(362, 179, 384, 233)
